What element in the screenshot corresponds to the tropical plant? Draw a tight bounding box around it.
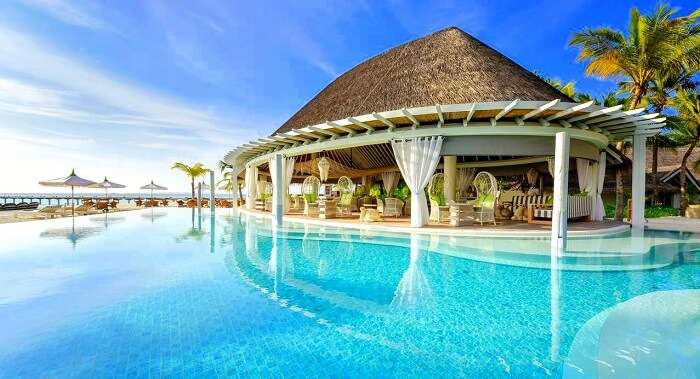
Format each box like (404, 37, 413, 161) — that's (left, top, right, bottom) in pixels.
(392, 182, 411, 202)
(644, 70, 697, 203)
(171, 162, 208, 200)
(569, 4, 700, 109)
(541, 76, 594, 102)
(668, 91, 700, 214)
(369, 183, 383, 200)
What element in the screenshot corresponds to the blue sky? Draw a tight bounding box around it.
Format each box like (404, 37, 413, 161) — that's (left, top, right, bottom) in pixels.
(0, 0, 696, 193)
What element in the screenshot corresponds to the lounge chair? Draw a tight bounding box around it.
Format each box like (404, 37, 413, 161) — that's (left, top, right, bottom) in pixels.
(177, 199, 185, 207)
(15, 205, 65, 220)
(383, 198, 404, 218)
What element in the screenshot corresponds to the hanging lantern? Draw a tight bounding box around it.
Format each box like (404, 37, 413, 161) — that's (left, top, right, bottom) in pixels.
(526, 167, 539, 186)
(318, 157, 330, 182)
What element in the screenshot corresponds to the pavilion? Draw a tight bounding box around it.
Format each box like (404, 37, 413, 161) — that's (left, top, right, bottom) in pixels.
(222, 27, 664, 248)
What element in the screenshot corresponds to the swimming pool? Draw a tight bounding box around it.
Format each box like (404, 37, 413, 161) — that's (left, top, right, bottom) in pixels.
(0, 208, 698, 378)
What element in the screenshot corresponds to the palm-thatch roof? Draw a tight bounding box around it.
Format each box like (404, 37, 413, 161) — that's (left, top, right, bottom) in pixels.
(277, 26, 571, 134)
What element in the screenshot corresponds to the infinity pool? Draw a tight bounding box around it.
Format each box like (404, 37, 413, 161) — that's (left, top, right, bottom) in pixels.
(0, 208, 698, 378)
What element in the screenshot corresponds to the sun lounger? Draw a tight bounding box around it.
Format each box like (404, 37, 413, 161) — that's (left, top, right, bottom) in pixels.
(14, 205, 65, 220)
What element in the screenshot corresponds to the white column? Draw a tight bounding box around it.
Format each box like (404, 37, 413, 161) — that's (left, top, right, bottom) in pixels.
(245, 165, 257, 210)
(271, 154, 285, 225)
(631, 134, 647, 228)
(209, 170, 215, 212)
(231, 170, 240, 208)
(443, 155, 457, 203)
(551, 132, 570, 251)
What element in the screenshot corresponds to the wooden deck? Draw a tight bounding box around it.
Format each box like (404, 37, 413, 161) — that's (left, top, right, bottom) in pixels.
(240, 208, 629, 237)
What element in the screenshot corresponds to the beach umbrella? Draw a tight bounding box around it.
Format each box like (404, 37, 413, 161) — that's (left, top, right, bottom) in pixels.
(140, 180, 167, 200)
(39, 169, 96, 216)
(88, 177, 126, 199)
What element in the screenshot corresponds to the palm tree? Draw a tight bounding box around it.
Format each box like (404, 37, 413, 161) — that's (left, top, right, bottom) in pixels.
(667, 90, 700, 215)
(171, 162, 208, 200)
(542, 77, 594, 102)
(570, 4, 700, 109)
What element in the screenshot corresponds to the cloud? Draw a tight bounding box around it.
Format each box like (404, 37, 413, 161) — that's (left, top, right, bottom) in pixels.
(0, 25, 227, 132)
(19, 0, 108, 30)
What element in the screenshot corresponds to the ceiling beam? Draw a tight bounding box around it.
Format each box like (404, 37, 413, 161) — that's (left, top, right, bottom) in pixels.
(521, 99, 559, 121)
(494, 99, 519, 121)
(545, 100, 595, 121)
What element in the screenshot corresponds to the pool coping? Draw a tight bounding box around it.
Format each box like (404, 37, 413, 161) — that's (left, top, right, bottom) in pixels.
(238, 208, 631, 238)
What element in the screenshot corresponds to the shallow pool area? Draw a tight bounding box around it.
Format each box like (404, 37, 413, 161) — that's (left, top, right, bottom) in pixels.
(0, 208, 698, 378)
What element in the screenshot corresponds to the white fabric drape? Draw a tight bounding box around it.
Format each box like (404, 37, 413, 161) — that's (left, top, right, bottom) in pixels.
(245, 166, 258, 209)
(381, 171, 400, 196)
(576, 158, 591, 193)
(595, 152, 606, 220)
(457, 167, 476, 194)
(284, 157, 295, 211)
(546, 157, 555, 177)
(391, 137, 444, 227)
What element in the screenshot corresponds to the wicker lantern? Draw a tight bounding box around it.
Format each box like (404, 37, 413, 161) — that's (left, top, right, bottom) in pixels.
(318, 157, 330, 182)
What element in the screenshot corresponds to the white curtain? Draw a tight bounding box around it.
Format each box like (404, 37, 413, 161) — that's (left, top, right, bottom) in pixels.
(391, 137, 444, 227)
(576, 158, 593, 193)
(594, 152, 606, 220)
(245, 166, 258, 209)
(284, 157, 295, 211)
(381, 171, 400, 196)
(546, 157, 555, 177)
(457, 167, 476, 194)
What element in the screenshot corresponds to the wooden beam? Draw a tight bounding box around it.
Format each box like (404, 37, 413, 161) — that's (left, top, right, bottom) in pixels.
(326, 121, 356, 136)
(401, 108, 420, 128)
(372, 112, 395, 131)
(347, 117, 375, 134)
(308, 126, 339, 137)
(494, 99, 519, 121)
(436, 104, 444, 127)
(545, 100, 595, 121)
(567, 104, 623, 122)
(595, 113, 661, 128)
(463, 103, 476, 126)
(585, 107, 646, 125)
(279, 132, 310, 142)
(521, 99, 559, 121)
(289, 129, 324, 140)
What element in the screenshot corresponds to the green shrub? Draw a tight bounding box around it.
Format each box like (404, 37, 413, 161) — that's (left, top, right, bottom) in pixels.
(393, 184, 411, 202)
(369, 184, 383, 200)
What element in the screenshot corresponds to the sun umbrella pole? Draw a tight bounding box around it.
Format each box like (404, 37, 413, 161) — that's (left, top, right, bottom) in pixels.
(71, 186, 75, 217)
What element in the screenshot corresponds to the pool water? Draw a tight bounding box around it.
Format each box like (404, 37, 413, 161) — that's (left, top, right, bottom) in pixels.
(0, 208, 698, 378)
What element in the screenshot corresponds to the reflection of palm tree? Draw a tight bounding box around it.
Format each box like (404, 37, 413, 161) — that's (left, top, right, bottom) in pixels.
(175, 208, 206, 242)
(171, 162, 208, 199)
(392, 234, 432, 309)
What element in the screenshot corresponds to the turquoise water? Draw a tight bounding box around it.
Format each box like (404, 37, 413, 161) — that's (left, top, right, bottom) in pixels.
(0, 209, 698, 378)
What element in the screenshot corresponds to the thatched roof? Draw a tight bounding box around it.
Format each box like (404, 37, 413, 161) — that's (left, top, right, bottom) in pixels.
(276, 26, 571, 134)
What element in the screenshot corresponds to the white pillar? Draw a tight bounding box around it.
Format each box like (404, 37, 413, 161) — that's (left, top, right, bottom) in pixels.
(631, 134, 646, 228)
(231, 170, 240, 208)
(209, 170, 215, 212)
(271, 154, 285, 225)
(551, 132, 570, 251)
(245, 165, 257, 210)
(443, 155, 457, 203)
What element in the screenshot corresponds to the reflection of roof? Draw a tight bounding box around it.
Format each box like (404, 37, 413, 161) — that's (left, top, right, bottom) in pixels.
(277, 26, 570, 134)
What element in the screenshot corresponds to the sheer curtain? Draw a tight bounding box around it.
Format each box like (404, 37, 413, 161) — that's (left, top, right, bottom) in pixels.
(595, 152, 606, 220)
(576, 158, 591, 193)
(391, 137, 443, 227)
(546, 157, 555, 177)
(381, 172, 400, 196)
(245, 166, 258, 209)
